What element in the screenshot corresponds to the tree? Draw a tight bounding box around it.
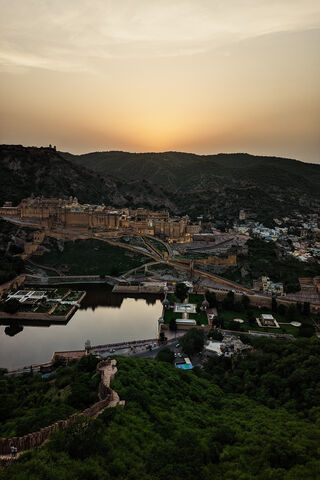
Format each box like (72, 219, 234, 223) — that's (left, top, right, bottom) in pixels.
(159, 331, 167, 343)
(169, 317, 177, 332)
(241, 295, 250, 309)
(110, 266, 119, 276)
(175, 282, 189, 302)
(227, 291, 235, 303)
(278, 304, 286, 316)
(303, 302, 310, 317)
(285, 304, 299, 323)
(229, 320, 241, 331)
(209, 329, 223, 341)
(298, 323, 315, 338)
(205, 291, 217, 308)
(246, 309, 256, 327)
(180, 328, 204, 356)
(156, 348, 174, 363)
(78, 354, 99, 372)
(222, 291, 235, 311)
(3, 298, 20, 314)
(271, 296, 277, 313)
(49, 416, 106, 460)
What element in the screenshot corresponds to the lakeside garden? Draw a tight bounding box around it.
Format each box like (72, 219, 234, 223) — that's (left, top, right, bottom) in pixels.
(0, 288, 84, 317)
(161, 283, 316, 338)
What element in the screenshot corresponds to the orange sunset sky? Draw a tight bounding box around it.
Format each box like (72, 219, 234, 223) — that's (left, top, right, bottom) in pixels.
(0, 0, 319, 163)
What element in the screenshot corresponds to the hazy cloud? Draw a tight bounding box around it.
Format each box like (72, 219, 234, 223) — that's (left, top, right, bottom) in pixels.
(0, 0, 319, 72)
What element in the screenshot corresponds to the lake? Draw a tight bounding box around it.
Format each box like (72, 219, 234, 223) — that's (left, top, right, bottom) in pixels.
(0, 285, 162, 370)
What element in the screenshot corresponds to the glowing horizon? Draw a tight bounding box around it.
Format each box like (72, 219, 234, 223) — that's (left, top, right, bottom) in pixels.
(0, 1, 319, 163)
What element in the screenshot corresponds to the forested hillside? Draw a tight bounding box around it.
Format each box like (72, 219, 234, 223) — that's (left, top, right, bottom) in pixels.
(2, 337, 320, 480)
(2, 145, 320, 224)
(64, 150, 320, 223)
(0, 145, 174, 211)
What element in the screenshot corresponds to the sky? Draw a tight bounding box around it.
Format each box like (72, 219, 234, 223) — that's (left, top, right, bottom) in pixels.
(0, 0, 319, 163)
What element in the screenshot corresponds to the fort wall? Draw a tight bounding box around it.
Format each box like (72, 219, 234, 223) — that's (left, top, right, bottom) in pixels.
(0, 359, 123, 458)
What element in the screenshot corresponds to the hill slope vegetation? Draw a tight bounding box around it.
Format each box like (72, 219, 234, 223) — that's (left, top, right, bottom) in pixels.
(0, 145, 174, 211)
(2, 337, 320, 480)
(63, 150, 320, 223)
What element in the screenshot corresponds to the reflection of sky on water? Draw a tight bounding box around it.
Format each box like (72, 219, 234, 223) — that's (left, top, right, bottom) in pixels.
(0, 294, 161, 370)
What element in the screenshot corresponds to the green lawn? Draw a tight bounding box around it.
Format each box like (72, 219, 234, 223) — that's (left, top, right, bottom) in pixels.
(188, 293, 204, 304)
(64, 291, 84, 301)
(51, 303, 74, 316)
(35, 302, 54, 313)
(32, 239, 150, 276)
(163, 308, 208, 325)
(163, 293, 208, 325)
(219, 308, 301, 336)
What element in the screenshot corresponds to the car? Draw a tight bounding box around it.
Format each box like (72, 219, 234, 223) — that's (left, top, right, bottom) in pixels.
(175, 343, 180, 348)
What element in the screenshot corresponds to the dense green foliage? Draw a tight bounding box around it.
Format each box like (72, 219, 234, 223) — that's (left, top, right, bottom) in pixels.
(65, 150, 320, 222)
(155, 347, 174, 364)
(224, 238, 320, 292)
(0, 146, 119, 207)
(163, 308, 208, 326)
(2, 299, 20, 314)
(31, 238, 150, 276)
(205, 336, 320, 415)
(163, 292, 208, 325)
(0, 145, 174, 213)
(0, 220, 25, 284)
(2, 345, 320, 480)
(209, 293, 315, 337)
(179, 328, 204, 356)
(174, 282, 189, 302)
(0, 355, 100, 437)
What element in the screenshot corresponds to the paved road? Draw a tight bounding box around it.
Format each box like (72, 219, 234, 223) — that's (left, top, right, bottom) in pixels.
(131, 339, 179, 359)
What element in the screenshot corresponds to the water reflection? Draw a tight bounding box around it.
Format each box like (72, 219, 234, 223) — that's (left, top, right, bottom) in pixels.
(80, 284, 159, 310)
(0, 285, 161, 370)
(5, 324, 23, 337)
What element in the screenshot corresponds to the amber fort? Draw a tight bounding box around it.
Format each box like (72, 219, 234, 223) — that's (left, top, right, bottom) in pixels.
(0, 197, 201, 243)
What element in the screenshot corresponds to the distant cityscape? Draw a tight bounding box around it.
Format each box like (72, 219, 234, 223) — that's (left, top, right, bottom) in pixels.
(235, 208, 320, 263)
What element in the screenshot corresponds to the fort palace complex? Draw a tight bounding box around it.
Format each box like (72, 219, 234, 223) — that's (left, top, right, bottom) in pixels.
(0, 197, 201, 243)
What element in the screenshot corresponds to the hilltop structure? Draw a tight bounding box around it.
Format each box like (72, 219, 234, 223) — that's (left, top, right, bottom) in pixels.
(0, 197, 201, 243)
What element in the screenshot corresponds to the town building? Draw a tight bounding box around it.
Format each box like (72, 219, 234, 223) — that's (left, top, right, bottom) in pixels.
(253, 276, 284, 296)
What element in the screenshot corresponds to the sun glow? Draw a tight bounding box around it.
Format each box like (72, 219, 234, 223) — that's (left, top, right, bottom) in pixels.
(0, 0, 319, 161)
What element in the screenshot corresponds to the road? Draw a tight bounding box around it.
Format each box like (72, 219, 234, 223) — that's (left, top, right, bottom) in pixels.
(131, 339, 179, 359)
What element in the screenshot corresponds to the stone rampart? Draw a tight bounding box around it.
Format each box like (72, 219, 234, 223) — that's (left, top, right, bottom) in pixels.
(0, 358, 122, 457)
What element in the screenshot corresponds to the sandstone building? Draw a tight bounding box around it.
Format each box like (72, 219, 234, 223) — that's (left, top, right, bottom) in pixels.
(0, 197, 201, 242)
